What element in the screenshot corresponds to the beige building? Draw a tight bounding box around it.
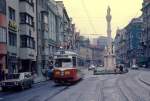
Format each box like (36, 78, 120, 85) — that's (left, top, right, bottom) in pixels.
(5, 0, 37, 74)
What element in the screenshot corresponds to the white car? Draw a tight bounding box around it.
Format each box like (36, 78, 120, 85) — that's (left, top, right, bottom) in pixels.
(0, 72, 33, 91)
(131, 65, 139, 69)
(88, 65, 95, 70)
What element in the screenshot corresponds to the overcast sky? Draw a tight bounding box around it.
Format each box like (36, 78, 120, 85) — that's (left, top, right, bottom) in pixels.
(58, 0, 143, 38)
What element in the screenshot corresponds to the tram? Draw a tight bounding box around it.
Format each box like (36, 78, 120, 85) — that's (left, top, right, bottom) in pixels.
(52, 50, 83, 84)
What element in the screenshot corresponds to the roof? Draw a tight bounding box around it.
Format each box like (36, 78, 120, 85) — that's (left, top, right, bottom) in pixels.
(54, 50, 77, 56)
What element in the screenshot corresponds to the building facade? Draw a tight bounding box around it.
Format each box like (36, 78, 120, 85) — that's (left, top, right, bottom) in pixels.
(56, 1, 73, 50)
(0, 0, 79, 76)
(36, 0, 75, 73)
(3, 0, 37, 74)
(126, 17, 143, 67)
(19, 0, 37, 73)
(142, 0, 150, 67)
(0, 0, 7, 72)
(97, 36, 109, 49)
(36, 0, 59, 75)
(115, 29, 127, 65)
(6, 0, 20, 74)
(115, 17, 143, 67)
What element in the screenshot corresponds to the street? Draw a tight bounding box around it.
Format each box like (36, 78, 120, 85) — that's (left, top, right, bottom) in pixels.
(0, 69, 150, 101)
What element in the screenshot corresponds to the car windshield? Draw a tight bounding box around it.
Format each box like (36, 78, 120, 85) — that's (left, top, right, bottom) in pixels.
(55, 58, 72, 68)
(6, 74, 20, 79)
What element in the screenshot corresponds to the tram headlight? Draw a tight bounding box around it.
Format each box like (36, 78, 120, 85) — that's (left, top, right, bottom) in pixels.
(65, 71, 70, 75)
(55, 71, 60, 75)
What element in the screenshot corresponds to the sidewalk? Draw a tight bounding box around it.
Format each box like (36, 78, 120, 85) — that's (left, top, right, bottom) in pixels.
(139, 72, 150, 86)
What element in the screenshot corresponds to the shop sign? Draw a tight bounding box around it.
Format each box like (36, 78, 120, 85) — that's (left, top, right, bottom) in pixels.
(8, 20, 17, 32)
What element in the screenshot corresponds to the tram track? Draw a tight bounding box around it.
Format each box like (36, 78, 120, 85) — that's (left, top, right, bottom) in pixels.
(96, 75, 120, 101)
(120, 75, 145, 101)
(116, 76, 130, 101)
(96, 80, 104, 101)
(44, 86, 69, 101)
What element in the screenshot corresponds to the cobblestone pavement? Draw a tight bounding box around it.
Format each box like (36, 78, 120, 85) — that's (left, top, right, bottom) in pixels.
(0, 69, 150, 101)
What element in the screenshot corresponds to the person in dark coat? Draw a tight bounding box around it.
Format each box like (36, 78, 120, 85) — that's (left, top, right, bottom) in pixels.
(47, 62, 53, 79)
(119, 65, 123, 72)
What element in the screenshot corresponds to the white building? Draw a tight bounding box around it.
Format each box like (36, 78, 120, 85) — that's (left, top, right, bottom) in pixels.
(19, 0, 37, 73)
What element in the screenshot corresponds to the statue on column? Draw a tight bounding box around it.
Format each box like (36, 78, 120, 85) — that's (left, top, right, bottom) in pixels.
(104, 6, 116, 71)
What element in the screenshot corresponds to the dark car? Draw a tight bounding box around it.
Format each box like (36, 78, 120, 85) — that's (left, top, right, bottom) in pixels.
(0, 72, 33, 91)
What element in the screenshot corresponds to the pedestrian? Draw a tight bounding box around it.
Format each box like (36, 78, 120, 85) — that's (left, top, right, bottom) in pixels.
(47, 62, 53, 80)
(119, 65, 123, 72)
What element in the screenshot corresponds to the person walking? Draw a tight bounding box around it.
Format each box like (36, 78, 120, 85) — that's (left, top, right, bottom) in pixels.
(47, 62, 53, 80)
(119, 65, 123, 72)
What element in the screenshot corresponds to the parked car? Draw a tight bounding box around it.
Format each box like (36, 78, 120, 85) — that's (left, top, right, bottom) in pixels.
(131, 65, 139, 70)
(88, 65, 95, 70)
(0, 72, 33, 91)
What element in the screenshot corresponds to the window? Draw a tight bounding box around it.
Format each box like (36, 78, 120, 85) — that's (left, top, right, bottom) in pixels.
(0, 27, 6, 43)
(9, 7, 15, 20)
(9, 32, 17, 46)
(0, 0, 6, 14)
(20, 13, 34, 27)
(20, 35, 35, 49)
(44, 15, 48, 24)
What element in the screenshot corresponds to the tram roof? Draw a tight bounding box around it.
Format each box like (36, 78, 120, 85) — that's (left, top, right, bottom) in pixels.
(54, 50, 78, 56)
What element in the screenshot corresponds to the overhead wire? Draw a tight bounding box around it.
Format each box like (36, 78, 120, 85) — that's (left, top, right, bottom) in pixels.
(81, 0, 98, 36)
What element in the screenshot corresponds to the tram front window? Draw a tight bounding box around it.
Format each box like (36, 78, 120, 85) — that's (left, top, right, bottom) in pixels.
(55, 58, 73, 68)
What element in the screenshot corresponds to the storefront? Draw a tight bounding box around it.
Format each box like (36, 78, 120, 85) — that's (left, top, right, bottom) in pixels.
(7, 54, 18, 73)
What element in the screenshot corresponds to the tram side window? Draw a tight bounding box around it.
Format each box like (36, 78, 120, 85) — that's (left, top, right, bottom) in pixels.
(73, 57, 76, 66)
(55, 59, 61, 67)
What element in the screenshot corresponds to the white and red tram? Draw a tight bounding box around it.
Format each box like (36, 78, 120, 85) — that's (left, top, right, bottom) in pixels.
(52, 50, 83, 84)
